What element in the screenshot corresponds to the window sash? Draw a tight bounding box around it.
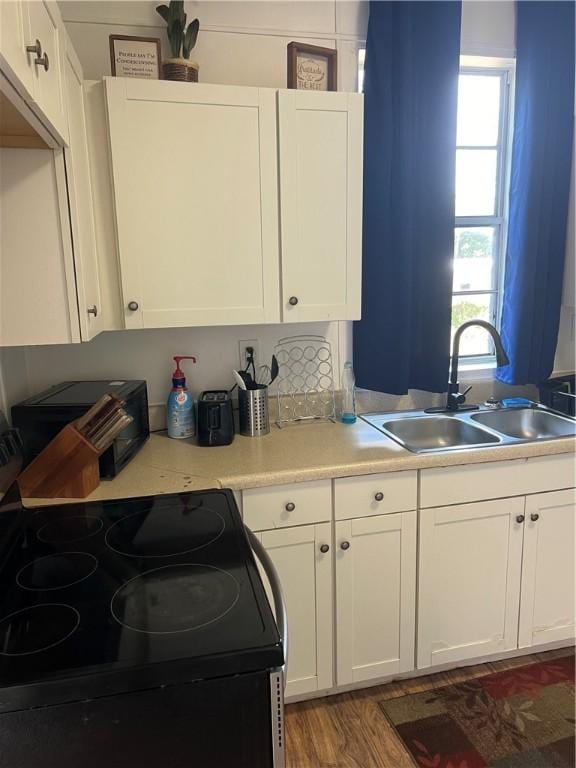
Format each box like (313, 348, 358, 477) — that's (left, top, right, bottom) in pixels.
(453, 67, 512, 361)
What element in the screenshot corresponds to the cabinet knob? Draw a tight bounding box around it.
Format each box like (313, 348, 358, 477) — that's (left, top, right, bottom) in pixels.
(87, 305, 98, 317)
(288, 296, 299, 306)
(35, 51, 49, 71)
(319, 544, 330, 554)
(374, 492, 384, 502)
(516, 515, 525, 524)
(26, 39, 42, 57)
(530, 513, 539, 522)
(285, 502, 295, 512)
(128, 301, 139, 311)
(340, 541, 350, 551)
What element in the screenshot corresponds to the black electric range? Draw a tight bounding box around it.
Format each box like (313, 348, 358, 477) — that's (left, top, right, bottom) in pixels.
(0, 484, 285, 768)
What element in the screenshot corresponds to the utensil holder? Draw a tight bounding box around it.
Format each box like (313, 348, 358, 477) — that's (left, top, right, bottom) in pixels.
(239, 388, 270, 437)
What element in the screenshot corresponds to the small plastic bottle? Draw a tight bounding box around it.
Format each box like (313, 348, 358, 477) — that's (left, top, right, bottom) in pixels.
(167, 356, 197, 439)
(341, 361, 357, 424)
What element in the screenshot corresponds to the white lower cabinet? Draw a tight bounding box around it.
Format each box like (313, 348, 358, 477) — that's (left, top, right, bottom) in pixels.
(417, 497, 525, 670)
(335, 511, 416, 685)
(256, 523, 333, 699)
(519, 489, 576, 649)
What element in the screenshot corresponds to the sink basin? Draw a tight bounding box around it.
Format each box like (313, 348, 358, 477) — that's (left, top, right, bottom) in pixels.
(380, 416, 500, 453)
(471, 408, 576, 440)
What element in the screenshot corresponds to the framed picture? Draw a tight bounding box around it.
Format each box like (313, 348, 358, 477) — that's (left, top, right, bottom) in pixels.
(287, 42, 337, 92)
(109, 35, 161, 80)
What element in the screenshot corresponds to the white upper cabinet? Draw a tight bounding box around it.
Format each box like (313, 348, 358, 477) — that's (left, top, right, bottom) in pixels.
(104, 79, 363, 329)
(62, 39, 104, 341)
(278, 90, 363, 322)
(105, 78, 280, 329)
(0, 148, 79, 346)
(27, 1, 67, 142)
(519, 489, 576, 649)
(0, 1, 68, 146)
(0, 1, 34, 99)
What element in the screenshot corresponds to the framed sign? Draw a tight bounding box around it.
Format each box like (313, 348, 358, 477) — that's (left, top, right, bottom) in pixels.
(287, 42, 337, 92)
(109, 35, 161, 79)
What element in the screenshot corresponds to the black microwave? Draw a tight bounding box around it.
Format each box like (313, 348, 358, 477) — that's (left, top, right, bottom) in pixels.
(12, 380, 149, 479)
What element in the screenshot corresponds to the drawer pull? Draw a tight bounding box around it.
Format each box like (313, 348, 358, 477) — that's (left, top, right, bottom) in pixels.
(128, 301, 139, 311)
(530, 513, 540, 522)
(340, 541, 350, 551)
(319, 544, 329, 554)
(374, 491, 384, 502)
(516, 515, 525, 524)
(285, 502, 295, 512)
(288, 296, 299, 306)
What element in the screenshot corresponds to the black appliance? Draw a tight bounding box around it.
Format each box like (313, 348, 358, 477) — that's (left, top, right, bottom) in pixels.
(539, 373, 576, 417)
(197, 389, 235, 446)
(0, 420, 286, 768)
(11, 380, 149, 478)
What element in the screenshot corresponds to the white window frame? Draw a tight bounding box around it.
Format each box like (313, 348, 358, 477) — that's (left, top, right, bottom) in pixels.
(455, 59, 515, 371)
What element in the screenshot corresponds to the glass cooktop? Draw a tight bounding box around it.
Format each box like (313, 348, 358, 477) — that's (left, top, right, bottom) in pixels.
(0, 490, 282, 713)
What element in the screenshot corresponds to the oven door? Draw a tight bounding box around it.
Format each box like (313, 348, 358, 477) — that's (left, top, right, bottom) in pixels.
(0, 670, 280, 768)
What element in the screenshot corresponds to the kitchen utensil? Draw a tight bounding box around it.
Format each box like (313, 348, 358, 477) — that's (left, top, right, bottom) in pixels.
(232, 370, 248, 391)
(270, 355, 279, 386)
(256, 365, 271, 387)
(17, 394, 134, 498)
(273, 335, 336, 427)
(239, 387, 270, 437)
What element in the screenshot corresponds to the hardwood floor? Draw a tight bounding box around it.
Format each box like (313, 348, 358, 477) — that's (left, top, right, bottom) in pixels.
(285, 649, 572, 768)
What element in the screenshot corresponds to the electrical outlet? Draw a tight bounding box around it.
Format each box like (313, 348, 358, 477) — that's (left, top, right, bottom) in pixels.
(238, 339, 260, 370)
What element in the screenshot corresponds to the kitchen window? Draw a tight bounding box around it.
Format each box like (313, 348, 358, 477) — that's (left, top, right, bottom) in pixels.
(453, 67, 513, 362)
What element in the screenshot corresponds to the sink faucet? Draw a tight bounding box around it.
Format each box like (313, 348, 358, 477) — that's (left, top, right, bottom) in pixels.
(426, 320, 509, 413)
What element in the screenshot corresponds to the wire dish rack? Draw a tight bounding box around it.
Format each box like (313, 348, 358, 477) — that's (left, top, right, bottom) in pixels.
(274, 335, 337, 427)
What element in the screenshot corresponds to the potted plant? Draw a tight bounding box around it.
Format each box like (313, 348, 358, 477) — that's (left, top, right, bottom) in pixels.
(156, 1, 200, 82)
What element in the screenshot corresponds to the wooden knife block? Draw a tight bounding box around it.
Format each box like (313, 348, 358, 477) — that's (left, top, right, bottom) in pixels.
(17, 423, 101, 499)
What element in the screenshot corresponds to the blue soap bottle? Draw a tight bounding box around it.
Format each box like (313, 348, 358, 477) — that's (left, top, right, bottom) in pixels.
(167, 356, 197, 439)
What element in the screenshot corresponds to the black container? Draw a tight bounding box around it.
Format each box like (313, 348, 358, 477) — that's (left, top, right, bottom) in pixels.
(197, 390, 234, 446)
(11, 380, 149, 478)
(539, 373, 575, 417)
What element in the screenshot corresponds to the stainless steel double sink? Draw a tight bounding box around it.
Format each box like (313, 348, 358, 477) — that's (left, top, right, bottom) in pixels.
(360, 406, 576, 454)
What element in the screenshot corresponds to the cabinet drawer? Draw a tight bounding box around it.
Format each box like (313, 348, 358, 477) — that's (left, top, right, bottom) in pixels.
(242, 479, 331, 532)
(420, 453, 576, 508)
(334, 471, 417, 520)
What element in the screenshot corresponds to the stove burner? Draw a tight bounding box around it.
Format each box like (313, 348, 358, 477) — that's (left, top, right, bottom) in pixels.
(16, 552, 98, 591)
(37, 515, 103, 545)
(0, 604, 80, 656)
(105, 506, 225, 558)
(111, 564, 240, 634)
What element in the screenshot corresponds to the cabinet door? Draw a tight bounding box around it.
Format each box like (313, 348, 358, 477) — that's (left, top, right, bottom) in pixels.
(105, 78, 280, 329)
(278, 90, 363, 322)
(27, 1, 67, 144)
(0, 1, 34, 99)
(418, 497, 524, 670)
(336, 511, 416, 686)
(0, 148, 79, 346)
(519, 489, 576, 649)
(256, 524, 332, 699)
(63, 41, 104, 341)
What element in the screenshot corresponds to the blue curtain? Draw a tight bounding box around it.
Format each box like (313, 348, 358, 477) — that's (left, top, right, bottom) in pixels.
(497, 1, 575, 385)
(353, 1, 462, 395)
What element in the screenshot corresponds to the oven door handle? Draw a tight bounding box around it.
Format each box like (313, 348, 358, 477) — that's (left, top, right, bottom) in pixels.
(245, 526, 288, 675)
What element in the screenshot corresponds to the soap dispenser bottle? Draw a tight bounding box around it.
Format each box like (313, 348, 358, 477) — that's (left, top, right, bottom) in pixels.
(167, 356, 197, 439)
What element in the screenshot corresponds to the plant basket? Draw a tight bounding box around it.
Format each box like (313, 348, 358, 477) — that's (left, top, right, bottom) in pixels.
(162, 57, 199, 82)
